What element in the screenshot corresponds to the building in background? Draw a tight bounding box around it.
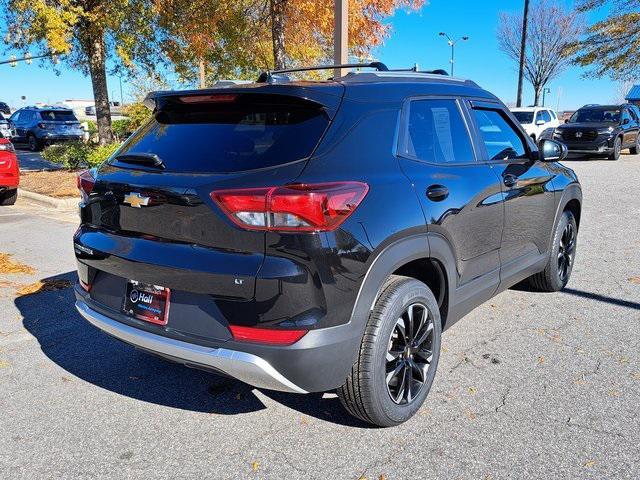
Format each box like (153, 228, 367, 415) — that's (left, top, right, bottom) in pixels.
(626, 85, 640, 106)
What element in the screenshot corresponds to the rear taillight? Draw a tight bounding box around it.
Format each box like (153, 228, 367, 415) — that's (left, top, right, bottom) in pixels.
(77, 169, 95, 201)
(0, 139, 15, 153)
(229, 325, 307, 345)
(37, 122, 50, 129)
(211, 182, 369, 232)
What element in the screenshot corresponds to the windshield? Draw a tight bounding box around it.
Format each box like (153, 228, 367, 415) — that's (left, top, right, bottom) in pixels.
(512, 111, 534, 124)
(570, 108, 620, 123)
(114, 95, 329, 173)
(39, 110, 78, 122)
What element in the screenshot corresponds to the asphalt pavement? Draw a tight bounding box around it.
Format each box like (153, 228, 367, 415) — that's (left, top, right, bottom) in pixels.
(1, 154, 639, 479)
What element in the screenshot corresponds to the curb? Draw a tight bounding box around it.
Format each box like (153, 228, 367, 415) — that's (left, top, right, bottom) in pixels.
(18, 189, 78, 210)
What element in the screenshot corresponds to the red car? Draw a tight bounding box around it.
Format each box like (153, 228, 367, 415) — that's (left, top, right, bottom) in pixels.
(0, 138, 19, 205)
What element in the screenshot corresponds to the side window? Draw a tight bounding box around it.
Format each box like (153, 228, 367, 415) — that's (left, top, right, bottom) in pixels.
(549, 110, 557, 120)
(541, 110, 552, 123)
(629, 108, 638, 122)
(622, 109, 632, 123)
(472, 108, 528, 161)
(10, 112, 20, 123)
(401, 98, 475, 164)
(534, 111, 544, 123)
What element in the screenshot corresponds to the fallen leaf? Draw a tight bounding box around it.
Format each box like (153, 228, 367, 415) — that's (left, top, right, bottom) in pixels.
(608, 390, 621, 397)
(251, 461, 259, 472)
(300, 416, 309, 425)
(538, 356, 545, 364)
(61, 376, 72, 383)
(584, 460, 597, 468)
(464, 409, 476, 420)
(631, 372, 640, 380)
(468, 386, 477, 394)
(0, 253, 35, 275)
(378, 475, 387, 480)
(628, 276, 640, 284)
(0, 360, 11, 368)
(17, 279, 73, 297)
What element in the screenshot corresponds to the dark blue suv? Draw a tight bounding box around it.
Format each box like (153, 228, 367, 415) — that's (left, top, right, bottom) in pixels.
(73, 63, 582, 426)
(9, 106, 83, 151)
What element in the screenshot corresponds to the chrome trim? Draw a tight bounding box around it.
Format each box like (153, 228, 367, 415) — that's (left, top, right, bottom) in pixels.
(75, 301, 307, 394)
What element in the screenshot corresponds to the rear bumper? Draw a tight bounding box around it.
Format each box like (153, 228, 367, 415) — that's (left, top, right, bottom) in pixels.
(76, 299, 308, 394)
(74, 285, 362, 393)
(0, 173, 19, 189)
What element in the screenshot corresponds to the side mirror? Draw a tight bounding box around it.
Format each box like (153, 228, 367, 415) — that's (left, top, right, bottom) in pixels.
(540, 139, 567, 162)
(536, 120, 545, 126)
(564, 119, 569, 124)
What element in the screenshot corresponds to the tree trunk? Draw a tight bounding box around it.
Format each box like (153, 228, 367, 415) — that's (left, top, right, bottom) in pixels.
(270, 0, 286, 69)
(86, 31, 113, 145)
(533, 85, 542, 106)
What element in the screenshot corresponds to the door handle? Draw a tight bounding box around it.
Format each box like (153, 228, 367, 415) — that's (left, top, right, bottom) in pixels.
(503, 174, 518, 188)
(426, 184, 449, 201)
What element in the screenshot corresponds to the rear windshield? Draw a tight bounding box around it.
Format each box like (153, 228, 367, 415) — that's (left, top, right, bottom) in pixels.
(113, 95, 329, 173)
(512, 111, 534, 124)
(39, 110, 78, 121)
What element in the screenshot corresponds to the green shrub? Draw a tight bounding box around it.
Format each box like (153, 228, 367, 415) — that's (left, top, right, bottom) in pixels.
(123, 102, 152, 130)
(86, 143, 121, 167)
(42, 141, 121, 169)
(112, 119, 132, 141)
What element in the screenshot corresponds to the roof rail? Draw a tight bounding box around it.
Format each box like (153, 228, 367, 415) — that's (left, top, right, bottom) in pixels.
(387, 66, 449, 76)
(257, 62, 389, 83)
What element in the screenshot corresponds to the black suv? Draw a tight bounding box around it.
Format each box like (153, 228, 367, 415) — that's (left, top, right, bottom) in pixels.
(9, 106, 84, 151)
(554, 104, 640, 160)
(73, 63, 582, 427)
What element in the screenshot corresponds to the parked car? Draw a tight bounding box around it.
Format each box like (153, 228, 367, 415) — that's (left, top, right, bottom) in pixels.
(85, 102, 123, 117)
(511, 106, 560, 142)
(0, 138, 19, 205)
(0, 102, 11, 116)
(9, 106, 84, 151)
(553, 103, 640, 160)
(0, 113, 12, 138)
(73, 63, 582, 427)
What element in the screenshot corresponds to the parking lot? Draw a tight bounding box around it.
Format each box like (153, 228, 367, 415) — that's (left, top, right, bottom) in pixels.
(1, 153, 639, 479)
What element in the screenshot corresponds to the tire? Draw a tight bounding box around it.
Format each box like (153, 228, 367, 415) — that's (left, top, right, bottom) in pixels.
(608, 136, 622, 160)
(27, 133, 41, 152)
(0, 189, 17, 206)
(528, 210, 577, 292)
(630, 137, 639, 155)
(337, 275, 442, 427)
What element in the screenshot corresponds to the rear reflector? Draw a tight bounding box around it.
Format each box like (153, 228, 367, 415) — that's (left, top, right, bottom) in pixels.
(229, 325, 307, 346)
(79, 279, 92, 292)
(211, 182, 368, 232)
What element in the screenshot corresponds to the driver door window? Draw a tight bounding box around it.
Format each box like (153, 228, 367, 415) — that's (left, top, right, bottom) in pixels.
(472, 108, 528, 161)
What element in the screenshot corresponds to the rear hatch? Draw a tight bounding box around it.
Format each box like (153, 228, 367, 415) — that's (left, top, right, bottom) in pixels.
(37, 109, 83, 135)
(76, 84, 343, 304)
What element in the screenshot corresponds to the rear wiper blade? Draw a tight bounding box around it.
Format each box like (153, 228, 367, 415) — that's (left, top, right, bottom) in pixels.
(115, 153, 165, 169)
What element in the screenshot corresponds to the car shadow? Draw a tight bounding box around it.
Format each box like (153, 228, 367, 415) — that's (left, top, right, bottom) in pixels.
(15, 271, 368, 427)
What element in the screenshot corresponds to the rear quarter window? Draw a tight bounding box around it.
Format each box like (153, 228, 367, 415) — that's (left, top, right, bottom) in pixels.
(113, 95, 330, 173)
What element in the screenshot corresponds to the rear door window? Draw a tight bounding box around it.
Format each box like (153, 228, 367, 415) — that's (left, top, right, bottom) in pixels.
(400, 98, 475, 164)
(114, 95, 330, 173)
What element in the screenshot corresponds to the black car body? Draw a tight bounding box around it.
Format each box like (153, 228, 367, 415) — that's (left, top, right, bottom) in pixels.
(9, 106, 83, 151)
(554, 104, 640, 159)
(73, 66, 582, 426)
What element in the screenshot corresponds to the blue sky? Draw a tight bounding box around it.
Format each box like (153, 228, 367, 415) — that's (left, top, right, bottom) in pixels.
(0, 0, 622, 111)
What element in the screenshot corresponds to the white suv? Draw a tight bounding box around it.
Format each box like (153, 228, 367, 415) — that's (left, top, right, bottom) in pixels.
(511, 107, 560, 142)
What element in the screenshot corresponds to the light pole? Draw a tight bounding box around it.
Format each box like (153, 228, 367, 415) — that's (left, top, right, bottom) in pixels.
(438, 32, 469, 77)
(542, 87, 551, 107)
(516, 0, 530, 107)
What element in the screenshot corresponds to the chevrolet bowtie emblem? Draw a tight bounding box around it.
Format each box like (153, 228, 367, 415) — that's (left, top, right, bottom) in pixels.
(123, 192, 150, 208)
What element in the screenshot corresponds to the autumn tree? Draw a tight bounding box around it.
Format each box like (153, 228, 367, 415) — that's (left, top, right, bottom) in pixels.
(574, 0, 640, 79)
(498, 0, 584, 105)
(263, 0, 425, 71)
(3, 0, 161, 144)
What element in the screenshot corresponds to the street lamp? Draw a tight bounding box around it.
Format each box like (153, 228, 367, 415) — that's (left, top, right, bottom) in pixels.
(542, 87, 551, 107)
(438, 32, 469, 77)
